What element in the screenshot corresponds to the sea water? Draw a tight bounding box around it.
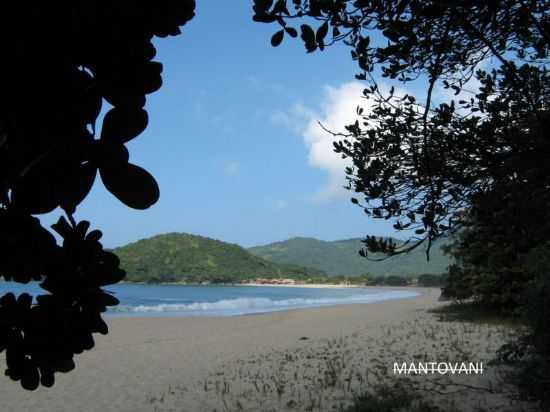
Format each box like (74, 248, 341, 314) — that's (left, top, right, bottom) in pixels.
(0, 282, 419, 317)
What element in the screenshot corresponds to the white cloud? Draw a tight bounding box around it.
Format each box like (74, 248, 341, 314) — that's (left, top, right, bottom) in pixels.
(270, 103, 314, 135)
(273, 81, 413, 202)
(223, 161, 240, 176)
(304, 82, 369, 201)
(272, 82, 366, 201)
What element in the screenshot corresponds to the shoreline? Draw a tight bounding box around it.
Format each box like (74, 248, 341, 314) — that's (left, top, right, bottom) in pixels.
(120, 280, 440, 290)
(106, 287, 427, 318)
(120, 281, 364, 288)
(241, 282, 363, 288)
(2, 287, 516, 412)
(105, 285, 427, 318)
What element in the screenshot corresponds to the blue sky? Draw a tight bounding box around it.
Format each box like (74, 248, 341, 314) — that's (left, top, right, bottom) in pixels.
(41, 2, 418, 248)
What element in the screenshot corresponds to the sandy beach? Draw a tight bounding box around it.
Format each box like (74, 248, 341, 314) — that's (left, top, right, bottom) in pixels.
(241, 282, 365, 288)
(0, 287, 527, 412)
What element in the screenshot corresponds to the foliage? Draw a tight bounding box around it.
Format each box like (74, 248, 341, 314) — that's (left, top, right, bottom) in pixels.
(252, 0, 549, 258)
(368, 275, 409, 286)
(114, 233, 327, 284)
(0, 2, 196, 389)
(249, 236, 451, 277)
(328, 273, 369, 284)
(254, 1, 549, 405)
(496, 242, 550, 408)
(440, 224, 535, 310)
(523, 243, 550, 357)
(416, 273, 446, 287)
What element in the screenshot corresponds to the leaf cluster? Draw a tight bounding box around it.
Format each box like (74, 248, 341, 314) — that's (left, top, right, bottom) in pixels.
(253, 0, 549, 258)
(0, 1, 196, 389)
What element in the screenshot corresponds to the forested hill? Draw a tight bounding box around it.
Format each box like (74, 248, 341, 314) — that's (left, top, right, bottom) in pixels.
(113, 233, 327, 283)
(248, 237, 451, 277)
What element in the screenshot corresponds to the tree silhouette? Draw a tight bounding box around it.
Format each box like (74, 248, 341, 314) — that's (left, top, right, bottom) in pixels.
(0, 1, 195, 390)
(253, 0, 549, 259)
(255, 2, 550, 402)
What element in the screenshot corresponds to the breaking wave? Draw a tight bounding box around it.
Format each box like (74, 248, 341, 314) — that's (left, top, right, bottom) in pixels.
(109, 290, 419, 317)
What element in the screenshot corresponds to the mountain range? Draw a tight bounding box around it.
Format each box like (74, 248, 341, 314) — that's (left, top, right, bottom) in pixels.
(113, 232, 452, 283)
(114, 233, 327, 283)
(248, 237, 451, 277)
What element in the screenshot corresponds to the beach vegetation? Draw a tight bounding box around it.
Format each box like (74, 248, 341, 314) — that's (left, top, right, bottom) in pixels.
(149, 309, 518, 411)
(253, 0, 549, 407)
(416, 274, 447, 288)
(367, 275, 409, 287)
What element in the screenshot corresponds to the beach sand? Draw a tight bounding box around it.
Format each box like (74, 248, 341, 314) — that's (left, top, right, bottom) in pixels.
(0, 287, 529, 412)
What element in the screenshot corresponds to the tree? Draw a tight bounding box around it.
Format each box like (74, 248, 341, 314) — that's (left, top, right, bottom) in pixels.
(416, 274, 446, 287)
(253, 1, 550, 402)
(0, 1, 196, 390)
(252, 0, 549, 258)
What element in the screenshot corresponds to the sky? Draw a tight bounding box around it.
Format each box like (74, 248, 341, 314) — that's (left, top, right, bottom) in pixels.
(40, 2, 431, 249)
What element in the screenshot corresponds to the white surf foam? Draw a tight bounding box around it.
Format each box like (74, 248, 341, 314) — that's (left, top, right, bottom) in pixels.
(110, 290, 419, 316)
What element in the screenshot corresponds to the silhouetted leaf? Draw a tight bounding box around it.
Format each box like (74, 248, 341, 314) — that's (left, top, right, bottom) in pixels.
(59, 162, 97, 212)
(140, 61, 163, 94)
(75, 221, 91, 239)
(272, 0, 289, 14)
(55, 359, 75, 373)
(271, 30, 284, 47)
(86, 230, 103, 242)
(51, 216, 73, 239)
(285, 27, 298, 37)
(101, 107, 148, 144)
(11, 171, 60, 215)
(92, 141, 129, 168)
(253, 0, 274, 14)
(253, 14, 277, 23)
(100, 163, 159, 209)
(21, 361, 39, 391)
(316, 21, 328, 43)
(91, 316, 108, 335)
(39, 368, 54, 388)
(300, 25, 316, 52)
(102, 89, 146, 108)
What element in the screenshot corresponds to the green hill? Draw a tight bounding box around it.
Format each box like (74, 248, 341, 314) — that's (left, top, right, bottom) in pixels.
(114, 233, 327, 283)
(248, 237, 452, 277)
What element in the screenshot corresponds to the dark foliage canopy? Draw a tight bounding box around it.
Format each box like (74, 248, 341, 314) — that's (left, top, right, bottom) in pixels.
(0, 1, 195, 390)
(254, 2, 550, 403)
(253, 0, 549, 259)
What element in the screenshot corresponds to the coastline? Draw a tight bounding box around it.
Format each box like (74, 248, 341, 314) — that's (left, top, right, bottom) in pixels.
(119, 280, 365, 288)
(241, 282, 363, 288)
(119, 280, 438, 290)
(1, 287, 516, 412)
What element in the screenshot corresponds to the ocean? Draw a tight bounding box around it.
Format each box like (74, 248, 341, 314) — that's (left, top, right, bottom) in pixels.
(0, 282, 419, 317)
